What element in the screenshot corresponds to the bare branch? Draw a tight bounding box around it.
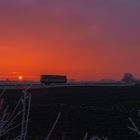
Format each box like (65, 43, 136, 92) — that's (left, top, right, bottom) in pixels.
(45, 112, 61, 140)
(128, 117, 140, 135)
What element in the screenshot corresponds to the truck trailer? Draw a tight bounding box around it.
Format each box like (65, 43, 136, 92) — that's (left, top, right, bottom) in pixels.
(40, 75, 67, 84)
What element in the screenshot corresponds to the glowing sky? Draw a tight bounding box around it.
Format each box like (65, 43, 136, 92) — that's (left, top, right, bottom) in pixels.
(0, 0, 140, 80)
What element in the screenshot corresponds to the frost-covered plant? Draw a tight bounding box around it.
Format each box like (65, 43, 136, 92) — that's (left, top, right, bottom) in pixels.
(83, 132, 108, 140)
(89, 136, 108, 140)
(45, 112, 61, 140)
(0, 86, 110, 140)
(0, 85, 61, 140)
(128, 110, 140, 136)
(0, 86, 31, 140)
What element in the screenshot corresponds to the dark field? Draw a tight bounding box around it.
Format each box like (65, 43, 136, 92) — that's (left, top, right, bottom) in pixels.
(2, 85, 140, 140)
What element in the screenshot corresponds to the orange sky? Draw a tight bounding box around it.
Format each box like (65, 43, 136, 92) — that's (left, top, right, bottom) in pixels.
(0, 0, 140, 81)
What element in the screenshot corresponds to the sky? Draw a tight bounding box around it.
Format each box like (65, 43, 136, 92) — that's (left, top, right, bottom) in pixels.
(0, 0, 140, 81)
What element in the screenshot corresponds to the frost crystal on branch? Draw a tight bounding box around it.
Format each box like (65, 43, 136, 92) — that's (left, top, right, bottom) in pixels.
(0, 86, 31, 140)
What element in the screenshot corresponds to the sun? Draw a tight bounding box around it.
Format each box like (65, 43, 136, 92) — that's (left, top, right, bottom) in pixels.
(18, 76, 23, 80)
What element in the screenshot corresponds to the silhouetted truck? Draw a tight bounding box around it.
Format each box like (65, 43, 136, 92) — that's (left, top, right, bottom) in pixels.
(40, 75, 67, 84)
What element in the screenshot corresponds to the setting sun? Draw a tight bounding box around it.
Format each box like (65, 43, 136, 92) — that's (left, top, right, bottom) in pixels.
(18, 76, 23, 80)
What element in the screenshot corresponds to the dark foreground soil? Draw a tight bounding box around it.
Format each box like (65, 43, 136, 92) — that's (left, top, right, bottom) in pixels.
(1, 85, 140, 140)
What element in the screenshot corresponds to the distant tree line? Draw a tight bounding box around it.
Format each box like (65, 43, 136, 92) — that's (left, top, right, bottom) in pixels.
(121, 73, 139, 83)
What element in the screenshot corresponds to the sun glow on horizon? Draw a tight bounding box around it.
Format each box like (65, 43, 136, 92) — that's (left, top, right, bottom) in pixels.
(18, 76, 23, 80)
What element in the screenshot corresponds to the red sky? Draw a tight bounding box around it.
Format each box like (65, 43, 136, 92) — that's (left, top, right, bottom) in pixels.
(0, 0, 140, 81)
